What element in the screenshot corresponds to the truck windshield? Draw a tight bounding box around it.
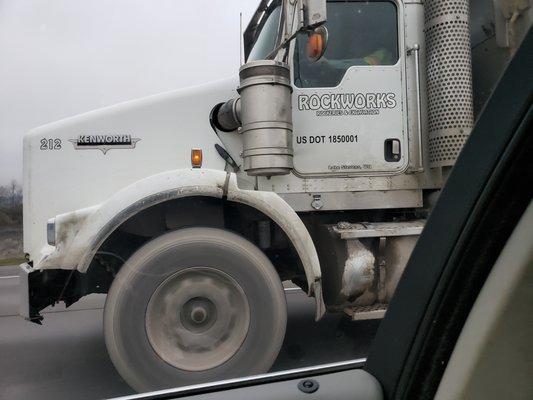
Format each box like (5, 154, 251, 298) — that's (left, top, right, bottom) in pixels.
(248, 6, 282, 61)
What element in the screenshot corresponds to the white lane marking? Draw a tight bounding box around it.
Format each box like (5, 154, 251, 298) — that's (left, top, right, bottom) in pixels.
(1, 277, 303, 286)
(0, 307, 105, 318)
(0, 282, 301, 318)
(2, 275, 301, 285)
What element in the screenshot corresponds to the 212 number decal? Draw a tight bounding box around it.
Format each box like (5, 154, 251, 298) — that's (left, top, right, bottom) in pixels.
(40, 138, 62, 150)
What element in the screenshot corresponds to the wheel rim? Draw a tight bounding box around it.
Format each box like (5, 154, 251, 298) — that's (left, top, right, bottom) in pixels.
(145, 266, 251, 371)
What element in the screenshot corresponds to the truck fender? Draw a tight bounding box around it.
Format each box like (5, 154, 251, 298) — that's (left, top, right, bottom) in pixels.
(42, 169, 325, 319)
(226, 174, 326, 319)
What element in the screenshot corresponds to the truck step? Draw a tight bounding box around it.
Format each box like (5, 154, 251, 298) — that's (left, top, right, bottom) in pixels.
(334, 220, 425, 239)
(344, 303, 388, 321)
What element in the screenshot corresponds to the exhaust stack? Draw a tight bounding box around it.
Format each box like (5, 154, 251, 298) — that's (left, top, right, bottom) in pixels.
(425, 0, 474, 168)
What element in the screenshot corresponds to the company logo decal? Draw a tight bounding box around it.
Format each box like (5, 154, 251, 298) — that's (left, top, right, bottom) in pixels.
(298, 92, 397, 116)
(69, 134, 141, 154)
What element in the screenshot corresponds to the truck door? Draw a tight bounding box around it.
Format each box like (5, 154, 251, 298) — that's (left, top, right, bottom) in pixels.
(291, 1, 407, 176)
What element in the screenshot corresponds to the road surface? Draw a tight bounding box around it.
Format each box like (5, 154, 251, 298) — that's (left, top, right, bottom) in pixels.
(0, 265, 379, 399)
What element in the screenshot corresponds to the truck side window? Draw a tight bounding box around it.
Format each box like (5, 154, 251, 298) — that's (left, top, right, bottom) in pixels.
(294, 1, 399, 88)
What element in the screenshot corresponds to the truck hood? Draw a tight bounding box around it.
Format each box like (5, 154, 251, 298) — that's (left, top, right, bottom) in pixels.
(23, 77, 241, 261)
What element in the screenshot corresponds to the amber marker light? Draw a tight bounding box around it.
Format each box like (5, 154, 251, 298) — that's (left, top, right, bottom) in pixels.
(307, 33, 323, 60)
(306, 25, 328, 62)
(191, 148, 203, 168)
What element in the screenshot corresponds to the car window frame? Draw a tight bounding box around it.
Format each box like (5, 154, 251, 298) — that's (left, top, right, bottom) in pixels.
(365, 26, 533, 399)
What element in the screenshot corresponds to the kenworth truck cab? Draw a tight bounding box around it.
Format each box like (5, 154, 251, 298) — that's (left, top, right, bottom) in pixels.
(19, 0, 532, 393)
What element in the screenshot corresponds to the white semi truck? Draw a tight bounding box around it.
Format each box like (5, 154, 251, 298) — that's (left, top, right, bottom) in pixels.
(19, 0, 532, 393)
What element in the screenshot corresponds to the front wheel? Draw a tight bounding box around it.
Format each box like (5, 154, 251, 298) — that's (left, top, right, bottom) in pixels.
(104, 227, 287, 392)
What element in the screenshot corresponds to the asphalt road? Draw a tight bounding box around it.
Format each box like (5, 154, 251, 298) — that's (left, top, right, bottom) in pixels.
(0, 266, 379, 400)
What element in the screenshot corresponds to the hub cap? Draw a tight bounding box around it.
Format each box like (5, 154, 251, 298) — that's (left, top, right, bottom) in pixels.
(145, 267, 250, 371)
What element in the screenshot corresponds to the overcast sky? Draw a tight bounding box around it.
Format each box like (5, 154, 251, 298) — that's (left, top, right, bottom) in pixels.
(0, 0, 257, 186)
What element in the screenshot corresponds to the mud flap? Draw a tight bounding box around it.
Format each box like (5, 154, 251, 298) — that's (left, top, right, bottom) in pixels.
(18, 263, 43, 323)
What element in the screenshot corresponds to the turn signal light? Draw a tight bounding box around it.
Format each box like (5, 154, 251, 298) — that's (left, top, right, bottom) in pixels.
(191, 149, 203, 168)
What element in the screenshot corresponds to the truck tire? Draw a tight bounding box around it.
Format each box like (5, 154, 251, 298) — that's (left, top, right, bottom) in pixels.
(103, 227, 287, 392)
